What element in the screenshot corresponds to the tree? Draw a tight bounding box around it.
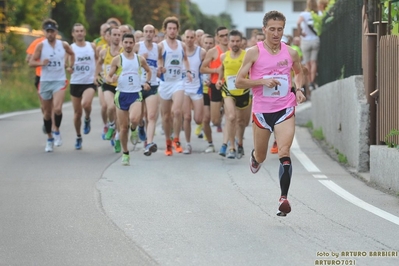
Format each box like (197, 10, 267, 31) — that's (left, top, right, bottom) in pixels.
(51, 0, 87, 42)
(88, 0, 133, 38)
(7, 0, 55, 29)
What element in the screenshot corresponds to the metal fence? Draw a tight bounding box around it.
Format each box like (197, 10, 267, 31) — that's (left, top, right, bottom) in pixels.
(377, 35, 399, 145)
(317, 0, 363, 86)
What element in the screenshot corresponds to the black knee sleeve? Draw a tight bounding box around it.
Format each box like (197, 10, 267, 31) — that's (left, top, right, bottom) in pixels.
(55, 113, 63, 128)
(44, 119, 52, 134)
(279, 157, 292, 197)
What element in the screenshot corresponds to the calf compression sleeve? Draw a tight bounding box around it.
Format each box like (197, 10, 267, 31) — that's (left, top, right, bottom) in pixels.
(279, 157, 292, 197)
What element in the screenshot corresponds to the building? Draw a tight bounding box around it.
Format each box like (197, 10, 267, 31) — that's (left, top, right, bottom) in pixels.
(190, 0, 307, 38)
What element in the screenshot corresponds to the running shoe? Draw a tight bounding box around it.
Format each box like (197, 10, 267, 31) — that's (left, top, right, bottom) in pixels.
(197, 132, 204, 139)
(277, 196, 291, 217)
(219, 144, 227, 157)
(183, 144, 192, 154)
(83, 118, 91, 135)
(144, 142, 158, 156)
(226, 148, 236, 159)
(75, 137, 82, 150)
(114, 140, 121, 153)
(249, 149, 261, 174)
(130, 129, 139, 145)
(53, 131, 63, 147)
(172, 140, 183, 153)
(102, 126, 108, 140)
(270, 140, 278, 154)
(165, 142, 173, 156)
(237, 145, 244, 159)
(195, 124, 203, 136)
(205, 144, 215, 153)
(138, 124, 147, 142)
(104, 127, 115, 140)
(45, 138, 54, 152)
(217, 125, 223, 133)
(121, 154, 130, 166)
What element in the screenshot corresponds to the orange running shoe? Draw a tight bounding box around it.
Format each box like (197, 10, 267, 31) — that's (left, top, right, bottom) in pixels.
(270, 140, 278, 154)
(172, 139, 183, 153)
(165, 141, 173, 156)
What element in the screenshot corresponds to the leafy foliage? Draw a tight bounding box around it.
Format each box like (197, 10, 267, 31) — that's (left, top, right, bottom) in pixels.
(1, 33, 26, 69)
(52, 0, 87, 42)
(311, 0, 336, 35)
(384, 129, 399, 148)
(382, 0, 399, 34)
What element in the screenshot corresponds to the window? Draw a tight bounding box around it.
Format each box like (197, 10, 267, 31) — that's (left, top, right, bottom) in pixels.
(246, 1, 263, 12)
(293, 0, 306, 12)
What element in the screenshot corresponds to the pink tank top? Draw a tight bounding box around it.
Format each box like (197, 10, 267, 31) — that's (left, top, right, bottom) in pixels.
(250, 42, 296, 113)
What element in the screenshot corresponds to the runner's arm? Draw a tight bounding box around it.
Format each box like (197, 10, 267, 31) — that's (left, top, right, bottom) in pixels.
(157, 42, 165, 75)
(182, 43, 192, 82)
(28, 43, 46, 67)
(106, 55, 120, 84)
(200, 48, 217, 74)
(235, 47, 280, 89)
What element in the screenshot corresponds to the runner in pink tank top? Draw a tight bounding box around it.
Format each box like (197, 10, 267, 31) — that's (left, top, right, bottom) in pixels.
(235, 11, 306, 217)
(250, 41, 296, 113)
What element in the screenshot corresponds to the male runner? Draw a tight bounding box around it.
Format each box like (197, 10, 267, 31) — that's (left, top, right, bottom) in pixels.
(158, 16, 192, 156)
(134, 24, 160, 156)
(29, 19, 75, 152)
(181, 29, 205, 154)
(69, 23, 97, 149)
(96, 27, 123, 152)
(107, 33, 152, 165)
(216, 30, 250, 159)
(200, 27, 229, 134)
(235, 11, 306, 216)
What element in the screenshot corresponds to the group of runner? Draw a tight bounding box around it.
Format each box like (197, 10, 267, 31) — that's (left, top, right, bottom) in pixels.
(27, 10, 306, 216)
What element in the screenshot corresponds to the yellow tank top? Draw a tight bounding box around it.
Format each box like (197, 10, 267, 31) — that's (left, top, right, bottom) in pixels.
(103, 46, 123, 86)
(222, 50, 248, 96)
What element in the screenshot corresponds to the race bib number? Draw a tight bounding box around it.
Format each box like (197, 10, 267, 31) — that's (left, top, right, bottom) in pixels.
(47, 60, 62, 69)
(226, 75, 236, 90)
(182, 70, 196, 80)
(262, 74, 289, 97)
(121, 73, 135, 86)
(165, 66, 181, 81)
(74, 65, 90, 72)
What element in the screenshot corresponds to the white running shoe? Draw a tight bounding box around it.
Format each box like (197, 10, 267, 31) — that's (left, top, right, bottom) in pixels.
(53, 132, 63, 147)
(183, 144, 192, 154)
(45, 139, 54, 152)
(204, 144, 215, 153)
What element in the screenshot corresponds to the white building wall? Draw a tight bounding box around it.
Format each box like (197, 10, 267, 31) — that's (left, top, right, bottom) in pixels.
(191, 0, 304, 37)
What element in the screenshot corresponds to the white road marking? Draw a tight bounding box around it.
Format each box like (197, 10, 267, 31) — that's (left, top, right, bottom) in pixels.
(291, 136, 321, 173)
(319, 180, 399, 226)
(0, 103, 72, 119)
(293, 136, 399, 226)
(313, 174, 328, 179)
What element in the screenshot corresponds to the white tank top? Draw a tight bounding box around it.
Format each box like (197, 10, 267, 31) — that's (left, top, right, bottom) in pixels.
(40, 39, 66, 81)
(70, 42, 96, 84)
(183, 46, 202, 94)
(161, 40, 184, 82)
(300, 11, 319, 41)
(138, 41, 158, 86)
(116, 53, 142, 93)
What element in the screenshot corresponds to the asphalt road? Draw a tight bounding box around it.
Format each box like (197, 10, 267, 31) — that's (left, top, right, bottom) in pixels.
(0, 100, 398, 266)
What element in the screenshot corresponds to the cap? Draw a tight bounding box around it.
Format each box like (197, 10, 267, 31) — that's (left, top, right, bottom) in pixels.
(43, 22, 58, 31)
